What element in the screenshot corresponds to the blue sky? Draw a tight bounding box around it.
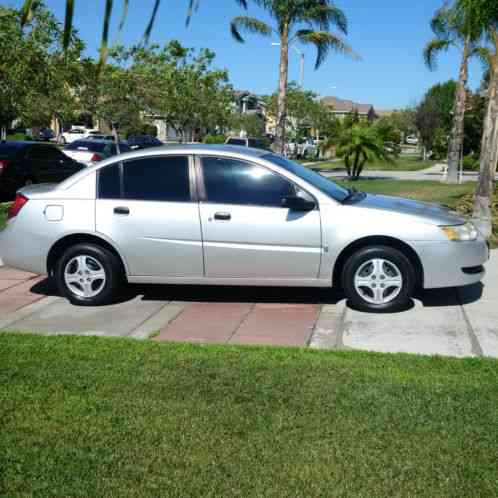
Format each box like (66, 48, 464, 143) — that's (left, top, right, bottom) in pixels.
(5, 0, 485, 109)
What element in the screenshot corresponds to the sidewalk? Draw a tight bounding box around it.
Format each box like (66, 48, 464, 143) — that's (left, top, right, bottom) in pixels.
(0, 252, 496, 358)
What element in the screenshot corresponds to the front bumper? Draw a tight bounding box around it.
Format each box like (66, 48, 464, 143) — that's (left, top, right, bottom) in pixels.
(412, 238, 489, 289)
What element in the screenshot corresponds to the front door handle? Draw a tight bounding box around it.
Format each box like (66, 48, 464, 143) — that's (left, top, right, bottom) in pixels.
(113, 206, 129, 215)
(214, 211, 231, 221)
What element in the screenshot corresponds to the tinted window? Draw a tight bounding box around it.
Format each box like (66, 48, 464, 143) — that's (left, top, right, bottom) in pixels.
(123, 156, 190, 202)
(263, 154, 349, 202)
(98, 163, 121, 199)
(226, 138, 247, 146)
(0, 144, 23, 159)
(28, 146, 64, 161)
(202, 157, 294, 207)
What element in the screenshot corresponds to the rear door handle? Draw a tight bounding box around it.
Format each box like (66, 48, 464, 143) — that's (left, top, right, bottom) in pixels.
(214, 212, 231, 221)
(113, 206, 129, 215)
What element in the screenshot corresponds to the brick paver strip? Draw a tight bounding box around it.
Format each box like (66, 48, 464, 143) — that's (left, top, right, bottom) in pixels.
(0, 276, 46, 314)
(0, 280, 22, 292)
(155, 302, 253, 343)
(0, 267, 38, 280)
(229, 303, 320, 347)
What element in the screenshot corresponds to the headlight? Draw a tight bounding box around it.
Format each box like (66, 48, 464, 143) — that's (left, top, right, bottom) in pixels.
(441, 222, 478, 241)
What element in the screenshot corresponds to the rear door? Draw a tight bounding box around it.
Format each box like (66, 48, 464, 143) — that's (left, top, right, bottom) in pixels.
(197, 156, 322, 280)
(95, 155, 203, 278)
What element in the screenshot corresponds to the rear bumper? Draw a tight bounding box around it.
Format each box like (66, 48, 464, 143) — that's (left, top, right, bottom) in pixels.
(0, 220, 49, 274)
(412, 238, 489, 289)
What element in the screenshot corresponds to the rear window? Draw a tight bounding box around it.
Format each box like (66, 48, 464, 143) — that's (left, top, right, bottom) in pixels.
(226, 138, 247, 146)
(65, 141, 107, 152)
(0, 144, 23, 159)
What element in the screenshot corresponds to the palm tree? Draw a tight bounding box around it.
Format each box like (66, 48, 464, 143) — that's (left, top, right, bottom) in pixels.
(423, 1, 483, 184)
(473, 27, 498, 237)
(324, 120, 394, 181)
(230, 0, 357, 153)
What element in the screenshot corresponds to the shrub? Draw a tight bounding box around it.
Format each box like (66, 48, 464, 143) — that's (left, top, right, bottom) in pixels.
(203, 134, 226, 144)
(462, 154, 480, 171)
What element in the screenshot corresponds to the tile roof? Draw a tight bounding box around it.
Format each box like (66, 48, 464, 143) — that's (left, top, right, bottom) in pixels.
(322, 96, 374, 114)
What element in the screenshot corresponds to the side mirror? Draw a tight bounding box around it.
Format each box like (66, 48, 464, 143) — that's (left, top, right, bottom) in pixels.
(282, 195, 316, 211)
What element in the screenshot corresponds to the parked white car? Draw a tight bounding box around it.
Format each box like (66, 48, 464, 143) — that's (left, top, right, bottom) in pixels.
(287, 139, 318, 159)
(405, 135, 419, 146)
(61, 127, 99, 144)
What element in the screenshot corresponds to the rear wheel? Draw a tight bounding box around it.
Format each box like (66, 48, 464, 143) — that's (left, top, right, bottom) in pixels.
(342, 246, 416, 312)
(55, 244, 123, 306)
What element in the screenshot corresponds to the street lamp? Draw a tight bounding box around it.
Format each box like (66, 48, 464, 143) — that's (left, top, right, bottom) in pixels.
(271, 42, 305, 88)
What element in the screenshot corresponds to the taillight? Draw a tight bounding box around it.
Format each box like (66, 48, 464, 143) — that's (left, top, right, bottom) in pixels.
(90, 153, 103, 162)
(8, 193, 29, 220)
(0, 159, 11, 174)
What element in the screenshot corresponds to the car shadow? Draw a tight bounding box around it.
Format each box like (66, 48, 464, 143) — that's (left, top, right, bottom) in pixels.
(30, 279, 484, 309)
(30, 277, 344, 306)
(415, 283, 483, 307)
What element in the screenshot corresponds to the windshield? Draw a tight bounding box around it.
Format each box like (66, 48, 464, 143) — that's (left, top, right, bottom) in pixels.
(263, 154, 349, 202)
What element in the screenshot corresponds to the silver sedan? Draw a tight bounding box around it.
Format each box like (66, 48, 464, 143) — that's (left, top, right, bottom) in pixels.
(0, 145, 489, 312)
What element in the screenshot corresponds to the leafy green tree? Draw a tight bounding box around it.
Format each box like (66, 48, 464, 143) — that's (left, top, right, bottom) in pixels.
(230, 113, 266, 138)
(415, 81, 457, 158)
(0, 3, 82, 138)
(129, 41, 234, 141)
(424, 1, 485, 183)
(230, 0, 357, 152)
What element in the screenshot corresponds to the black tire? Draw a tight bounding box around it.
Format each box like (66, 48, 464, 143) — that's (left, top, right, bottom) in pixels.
(342, 245, 416, 313)
(55, 243, 123, 306)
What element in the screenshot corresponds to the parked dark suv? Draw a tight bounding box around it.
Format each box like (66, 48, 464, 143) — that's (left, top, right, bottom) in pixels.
(0, 141, 84, 201)
(127, 135, 163, 150)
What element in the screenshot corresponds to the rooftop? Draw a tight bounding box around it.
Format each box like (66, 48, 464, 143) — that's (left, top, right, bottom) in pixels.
(321, 96, 374, 114)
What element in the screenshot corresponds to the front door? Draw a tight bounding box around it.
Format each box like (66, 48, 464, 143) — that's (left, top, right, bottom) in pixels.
(95, 155, 203, 278)
(198, 156, 322, 280)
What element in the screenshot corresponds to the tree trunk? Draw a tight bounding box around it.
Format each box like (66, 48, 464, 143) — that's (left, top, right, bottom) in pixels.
(447, 36, 471, 184)
(111, 123, 121, 155)
(352, 150, 360, 180)
(473, 30, 498, 238)
(344, 155, 351, 178)
(275, 21, 289, 155)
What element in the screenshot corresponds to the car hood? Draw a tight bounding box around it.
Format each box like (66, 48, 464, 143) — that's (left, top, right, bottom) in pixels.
(352, 193, 465, 225)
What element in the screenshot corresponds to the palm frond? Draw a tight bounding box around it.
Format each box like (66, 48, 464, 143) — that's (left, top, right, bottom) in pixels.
(472, 46, 493, 70)
(63, 0, 75, 50)
(301, 5, 348, 35)
(118, 0, 129, 33)
(20, 0, 35, 25)
(187, 0, 248, 26)
(423, 38, 451, 70)
(230, 16, 272, 43)
(143, 0, 161, 45)
(296, 30, 359, 69)
(99, 0, 114, 67)
(431, 6, 452, 39)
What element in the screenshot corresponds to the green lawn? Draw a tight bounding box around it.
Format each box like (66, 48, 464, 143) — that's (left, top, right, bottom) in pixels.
(336, 179, 474, 207)
(1, 334, 497, 497)
(0, 203, 10, 230)
(313, 155, 437, 171)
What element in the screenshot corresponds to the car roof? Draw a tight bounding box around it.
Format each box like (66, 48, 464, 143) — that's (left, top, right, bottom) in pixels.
(0, 141, 52, 148)
(70, 139, 126, 145)
(133, 143, 269, 157)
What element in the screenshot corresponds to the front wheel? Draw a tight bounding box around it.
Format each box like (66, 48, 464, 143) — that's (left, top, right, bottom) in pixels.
(55, 244, 123, 306)
(342, 246, 416, 313)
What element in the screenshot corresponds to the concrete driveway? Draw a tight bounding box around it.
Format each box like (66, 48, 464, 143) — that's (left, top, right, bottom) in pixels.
(0, 251, 497, 358)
